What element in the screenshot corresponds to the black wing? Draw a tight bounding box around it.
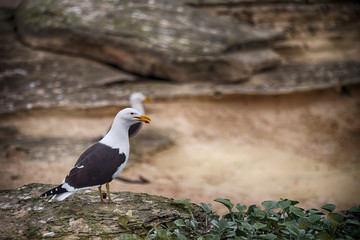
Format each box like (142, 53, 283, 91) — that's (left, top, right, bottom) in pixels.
(65, 143, 126, 189)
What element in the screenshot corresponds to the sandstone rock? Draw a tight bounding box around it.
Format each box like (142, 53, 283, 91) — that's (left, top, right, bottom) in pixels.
(0, 41, 136, 113)
(184, 0, 360, 63)
(230, 61, 360, 94)
(0, 8, 137, 114)
(0, 183, 204, 239)
(1, 5, 359, 115)
(15, 0, 282, 83)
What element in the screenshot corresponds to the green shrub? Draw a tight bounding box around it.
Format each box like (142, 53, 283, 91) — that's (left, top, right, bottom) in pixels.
(121, 199, 360, 240)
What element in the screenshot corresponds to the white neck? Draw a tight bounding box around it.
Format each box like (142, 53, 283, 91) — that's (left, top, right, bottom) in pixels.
(131, 100, 144, 114)
(99, 118, 131, 155)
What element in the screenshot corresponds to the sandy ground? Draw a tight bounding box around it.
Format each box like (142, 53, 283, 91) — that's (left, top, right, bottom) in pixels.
(1, 86, 360, 214)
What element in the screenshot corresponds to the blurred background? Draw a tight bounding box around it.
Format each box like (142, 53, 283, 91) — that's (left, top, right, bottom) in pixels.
(1, 0, 359, 213)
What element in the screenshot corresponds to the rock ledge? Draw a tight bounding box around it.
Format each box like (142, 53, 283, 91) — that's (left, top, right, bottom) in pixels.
(0, 183, 204, 239)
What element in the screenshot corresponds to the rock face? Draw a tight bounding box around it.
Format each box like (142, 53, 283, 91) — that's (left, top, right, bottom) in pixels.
(0, 7, 137, 114)
(15, 0, 281, 83)
(0, 42, 137, 113)
(0, 4, 360, 113)
(0, 183, 204, 239)
(239, 61, 360, 94)
(184, 0, 360, 63)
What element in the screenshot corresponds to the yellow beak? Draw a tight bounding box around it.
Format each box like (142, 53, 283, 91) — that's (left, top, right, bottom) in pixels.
(143, 97, 151, 103)
(134, 115, 151, 124)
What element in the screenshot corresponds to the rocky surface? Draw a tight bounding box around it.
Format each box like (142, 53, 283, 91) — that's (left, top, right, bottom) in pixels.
(184, 0, 360, 63)
(0, 2, 358, 115)
(239, 61, 360, 94)
(0, 9, 138, 114)
(15, 0, 281, 83)
(0, 183, 204, 239)
(0, 7, 138, 114)
(2, 53, 359, 113)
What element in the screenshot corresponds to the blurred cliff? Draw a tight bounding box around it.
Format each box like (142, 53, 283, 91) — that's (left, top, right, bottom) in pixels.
(0, 0, 359, 113)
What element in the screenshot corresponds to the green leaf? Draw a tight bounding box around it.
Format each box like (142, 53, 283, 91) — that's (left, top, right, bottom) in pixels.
(211, 219, 219, 229)
(241, 222, 252, 231)
(305, 233, 315, 239)
(174, 219, 187, 227)
(166, 221, 177, 229)
(290, 200, 300, 206)
(346, 219, 360, 226)
(307, 213, 321, 223)
(118, 234, 141, 240)
(345, 236, 355, 240)
(327, 213, 344, 227)
(236, 203, 246, 212)
(277, 199, 291, 210)
(348, 206, 360, 213)
(262, 201, 278, 210)
(253, 222, 267, 230)
(278, 219, 293, 226)
(218, 219, 229, 231)
(200, 202, 212, 214)
(290, 206, 305, 218)
(299, 229, 306, 237)
(155, 228, 168, 238)
(222, 212, 233, 220)
(286, 224, 301, 236)
(214, 198, 234, 212)
(190, 219, 198, 228)
(259, 233, 277, 240)
(321, 204, 336, 212)
(225, 230, 236, 238)
(268, 216, 279, 221)
(256, 210, 267, 218)
(175, 232, 188, 240)
(308, 209, 323, 215)
(247, 205, 260, 215)
(210, 234, 221, 240)
(298, 217, 308, 229)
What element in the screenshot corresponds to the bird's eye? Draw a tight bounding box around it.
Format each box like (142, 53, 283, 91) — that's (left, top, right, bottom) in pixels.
(130, 112, 134, 115)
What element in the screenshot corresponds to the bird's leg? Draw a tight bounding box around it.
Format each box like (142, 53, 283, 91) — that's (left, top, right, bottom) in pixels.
(98, 185, 105, 203)
(105, 182, 114, 203)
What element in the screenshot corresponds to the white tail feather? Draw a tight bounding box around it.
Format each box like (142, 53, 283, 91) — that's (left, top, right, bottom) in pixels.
(50, 192, 74, 201)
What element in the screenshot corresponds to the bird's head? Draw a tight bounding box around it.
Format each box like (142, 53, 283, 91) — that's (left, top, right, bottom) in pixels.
(130, 92, 151, 103)
(119, 108, 151, 124)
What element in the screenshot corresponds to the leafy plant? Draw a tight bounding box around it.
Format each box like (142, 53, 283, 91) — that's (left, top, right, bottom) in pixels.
(122, 199, 360, 240)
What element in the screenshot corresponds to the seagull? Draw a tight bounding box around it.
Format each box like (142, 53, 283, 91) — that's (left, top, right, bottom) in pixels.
(40, 108, 151, 203)
(94, 92, 150, 141)
(128, 92, 151, 137)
